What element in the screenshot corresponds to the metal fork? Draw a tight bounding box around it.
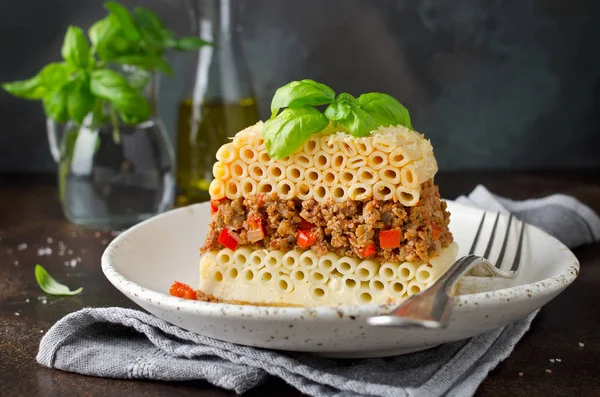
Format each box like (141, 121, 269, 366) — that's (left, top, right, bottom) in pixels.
(367, 212, 527, 329)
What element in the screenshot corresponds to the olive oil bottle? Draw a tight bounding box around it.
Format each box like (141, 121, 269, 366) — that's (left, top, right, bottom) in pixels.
(176, 97, 259, 205)
(176, 0, 260, 205)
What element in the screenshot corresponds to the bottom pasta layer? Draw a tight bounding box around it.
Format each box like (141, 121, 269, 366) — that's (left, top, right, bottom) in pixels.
(198, 242, 458, 306)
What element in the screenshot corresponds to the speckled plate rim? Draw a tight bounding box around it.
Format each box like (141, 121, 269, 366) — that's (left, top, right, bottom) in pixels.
(101, 201, 580, 320)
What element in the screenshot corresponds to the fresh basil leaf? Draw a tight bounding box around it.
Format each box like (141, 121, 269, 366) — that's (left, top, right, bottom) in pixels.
(325, 93, 377, 137)
(40, 63, 75, 89)
(337, 107, 378, 137)
(2, 63, 73, 100)
(43, 82, 72, 123)
(105, 1, 142, 41)
(67, 74, 95, 125)
(61, 26, 91, 67)
(324, 92, 355, 120)
(263, 106, 329, 159)
(90, 69, 151, 124)
(35, 264, 83, 296)
(134, 7, 166, 42)
(270, 79, 335, 119)
(113, 54, 173, 75)
(89, 15, 120, 47)
(2, 75, 45, 100)
(173, 36, 214, 51)
(357, 92, 412, 129)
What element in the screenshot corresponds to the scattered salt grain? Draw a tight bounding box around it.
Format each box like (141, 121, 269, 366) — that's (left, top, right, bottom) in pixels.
(25, 299, 30, 303)
(110, 230, 120, 237)
(67, 249, 73, 255)
(550, 359, 555, 363)
(518, 372, 523, 377)
(545, 369, 552, 374)
(15, 312, 20, 316)
(14, 260, 19, 266)
(37, 247, 53, 256)
(17, 243, 27, 251)
(95, 232, 101, 238)
(70, 259, 77, 267)
(47, 237, 53, 243)
(556, 359, 562, 362)
(76, 257, 82, 262)
(40, 330, 44, 333)
(101, 239, 108, 245)
(42, 300, 47, 304)
(579, 342, 585, 348)
(64, 261, 70, 266)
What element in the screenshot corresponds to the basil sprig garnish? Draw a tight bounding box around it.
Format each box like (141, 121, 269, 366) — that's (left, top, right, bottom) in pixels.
(264, 80, 413, 159)
(2, 1, 211, 127)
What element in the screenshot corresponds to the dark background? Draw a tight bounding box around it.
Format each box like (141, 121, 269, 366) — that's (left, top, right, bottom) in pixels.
(1, 0, 599, 173)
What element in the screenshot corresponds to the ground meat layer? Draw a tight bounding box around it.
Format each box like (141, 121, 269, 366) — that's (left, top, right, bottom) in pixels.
(201, 180, 452, 263)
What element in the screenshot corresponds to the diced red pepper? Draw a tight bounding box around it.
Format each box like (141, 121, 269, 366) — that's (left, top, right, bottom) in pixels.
(257, 194, 265, 207)
(432, 225, 441, 240)
(169, 281, 197, 300)
(218, 228, 239, 251)
(297, 229, 317, 249)
(210, 198, 225, 214)
(247, 214, 265, 242)
(299, 218, 315, 230)
(380, 229, 401, 249)
(357, 243, 376, 258)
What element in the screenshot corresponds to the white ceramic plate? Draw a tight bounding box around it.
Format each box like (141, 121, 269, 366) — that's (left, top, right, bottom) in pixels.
(101, 201, 579, 358)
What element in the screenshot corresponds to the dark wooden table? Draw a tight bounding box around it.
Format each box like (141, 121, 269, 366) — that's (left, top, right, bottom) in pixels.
(1, 171, 599, 397)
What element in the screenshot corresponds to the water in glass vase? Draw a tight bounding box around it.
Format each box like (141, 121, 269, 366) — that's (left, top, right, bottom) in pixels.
(176, 97, 259, 205)
(56, 118, 175, 229)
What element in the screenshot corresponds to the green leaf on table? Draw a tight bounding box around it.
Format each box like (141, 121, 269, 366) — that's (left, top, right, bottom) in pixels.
(2, 63, 73, 100)
(357, 92, 412, 129)
(61, 26, 91, 67)
(35, 264, 83, 296)
(113, 54, 173, 75)
(172, 36, 214, 51)
(270, 79, 335, 119)
(104, 1, 142, 41)
(67, 74, 96, 125)
(263, 106, 329, 159)
(325, 93, 377, 137)
(90, 69, 151, 124)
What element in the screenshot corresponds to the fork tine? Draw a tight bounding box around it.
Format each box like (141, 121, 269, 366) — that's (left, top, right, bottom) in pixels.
(469, 213, 487, 255)
(510, 220, 526, 273)
(483, 213, 501, 258)
(494, 214, 514, 268)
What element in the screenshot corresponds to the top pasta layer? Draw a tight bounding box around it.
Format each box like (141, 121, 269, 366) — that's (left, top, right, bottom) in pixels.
(208, 122, 438, 205)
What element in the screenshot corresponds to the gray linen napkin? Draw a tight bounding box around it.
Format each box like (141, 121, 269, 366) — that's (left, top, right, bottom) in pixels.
(37, 186, 600, 397)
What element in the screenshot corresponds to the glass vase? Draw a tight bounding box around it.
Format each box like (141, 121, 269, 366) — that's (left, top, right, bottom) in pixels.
(46, 74, 175, 229)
